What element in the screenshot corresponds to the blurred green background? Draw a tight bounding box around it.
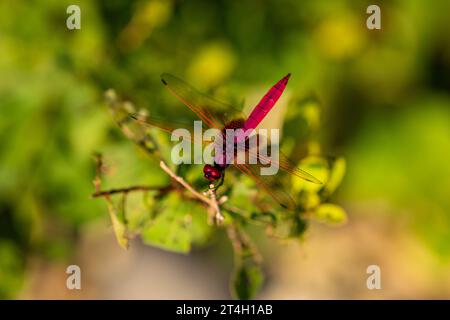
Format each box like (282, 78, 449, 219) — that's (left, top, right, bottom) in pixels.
(0, 0, 449, 299)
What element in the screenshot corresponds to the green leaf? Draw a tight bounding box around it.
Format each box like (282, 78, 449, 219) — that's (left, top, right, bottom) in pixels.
(289, 215, 308, 238)
(231, 259, 264, 300)
(298, 191, 321, 210)
(121, 191, 156, 233)
(270, 214, 308, 239)
(301, 100, 321, 131)
(325, 157, 346, 195)
(189, 201, 214, 247)
(228, 225, 263, 300)
(229, 177, 259, 212)
(141, 193, 211, 253)
(106, 200, 129, 250)
(314, 203, 347, 225)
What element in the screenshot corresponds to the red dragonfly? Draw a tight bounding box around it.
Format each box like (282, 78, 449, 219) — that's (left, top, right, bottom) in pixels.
(131, 73, 321, 210)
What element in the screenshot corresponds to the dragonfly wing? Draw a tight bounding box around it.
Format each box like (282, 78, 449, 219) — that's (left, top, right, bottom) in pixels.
(234, 162, 296, 210)
(127, 113, 197, 141)
(108, 98, 196, 146)
(242, 134, 322, 184)
(258, 150, 322, 184)
(161, 73, 246, 128)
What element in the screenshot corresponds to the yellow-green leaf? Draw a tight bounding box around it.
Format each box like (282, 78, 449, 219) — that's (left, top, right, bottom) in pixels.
(325, 157, 346, 194)
(299, 191, 321, 210)
(106, 201, 129, 250)
(231, 260, 263, 300)
(314, 203, 347, 225)
(141, 194, 211, 253)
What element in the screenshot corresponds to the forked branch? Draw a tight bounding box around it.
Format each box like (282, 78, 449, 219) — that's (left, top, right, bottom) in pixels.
(92, 153, 227, 225)
(159, 161, 225, 224)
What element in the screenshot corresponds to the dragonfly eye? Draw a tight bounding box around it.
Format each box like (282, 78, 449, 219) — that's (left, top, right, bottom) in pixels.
(203, 165, 222, 181)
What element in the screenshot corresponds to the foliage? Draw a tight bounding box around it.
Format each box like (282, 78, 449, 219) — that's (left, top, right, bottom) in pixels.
(95, 89, 345, 299)
(0, 0, 449, 299)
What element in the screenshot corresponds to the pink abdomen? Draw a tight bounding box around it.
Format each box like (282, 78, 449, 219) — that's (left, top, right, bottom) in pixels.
(243, 73, 290, 131)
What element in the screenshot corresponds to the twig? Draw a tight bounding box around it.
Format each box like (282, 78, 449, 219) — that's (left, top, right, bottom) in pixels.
(218, 195, 228, 205)
(93, 156, 228, 225)
(223, 203, 249, 217)
(207, 184, 225, 224)
(91, 154, 172, 198)
(93, 153, 104, 193)
(159, 161, 225, 225)
(92, 185, 165, 198)
(159, 161, 211, 205)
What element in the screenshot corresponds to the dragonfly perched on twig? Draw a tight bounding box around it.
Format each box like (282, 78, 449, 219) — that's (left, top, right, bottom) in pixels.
(127, 73, 321, 210)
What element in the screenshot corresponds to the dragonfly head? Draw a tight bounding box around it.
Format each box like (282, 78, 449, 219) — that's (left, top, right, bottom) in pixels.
(203, 164, 222, 182)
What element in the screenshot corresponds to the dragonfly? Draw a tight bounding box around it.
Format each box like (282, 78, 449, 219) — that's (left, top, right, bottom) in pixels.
(129, 73, 321, 210)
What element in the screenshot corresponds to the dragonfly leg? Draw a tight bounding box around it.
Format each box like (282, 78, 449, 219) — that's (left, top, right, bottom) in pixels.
(214, 171, 225, 190)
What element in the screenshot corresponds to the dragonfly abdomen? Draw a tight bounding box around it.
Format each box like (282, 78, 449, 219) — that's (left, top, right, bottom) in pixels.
(243, 73, 290, 130)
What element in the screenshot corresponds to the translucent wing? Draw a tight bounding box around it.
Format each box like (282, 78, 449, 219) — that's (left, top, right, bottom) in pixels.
(240, 133, 322, 184)
(128, 113, 191, 137)
(234, 162, 296, 210)
(125, 113, 221, 150)
(250, 149, 322, 184)
(161, 73, 246, 128)
(106, 90, 199, 154)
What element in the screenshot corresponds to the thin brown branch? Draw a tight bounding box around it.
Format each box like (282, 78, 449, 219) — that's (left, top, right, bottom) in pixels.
(93, 156, 229, 225)
(223, 203, 249, 217)
(207, 184, 225, 224)
(159, 161, 226, 225)
(91, 185, 166, 198)
(93, 153, 104, 193)
(159, 161, 212, 205)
